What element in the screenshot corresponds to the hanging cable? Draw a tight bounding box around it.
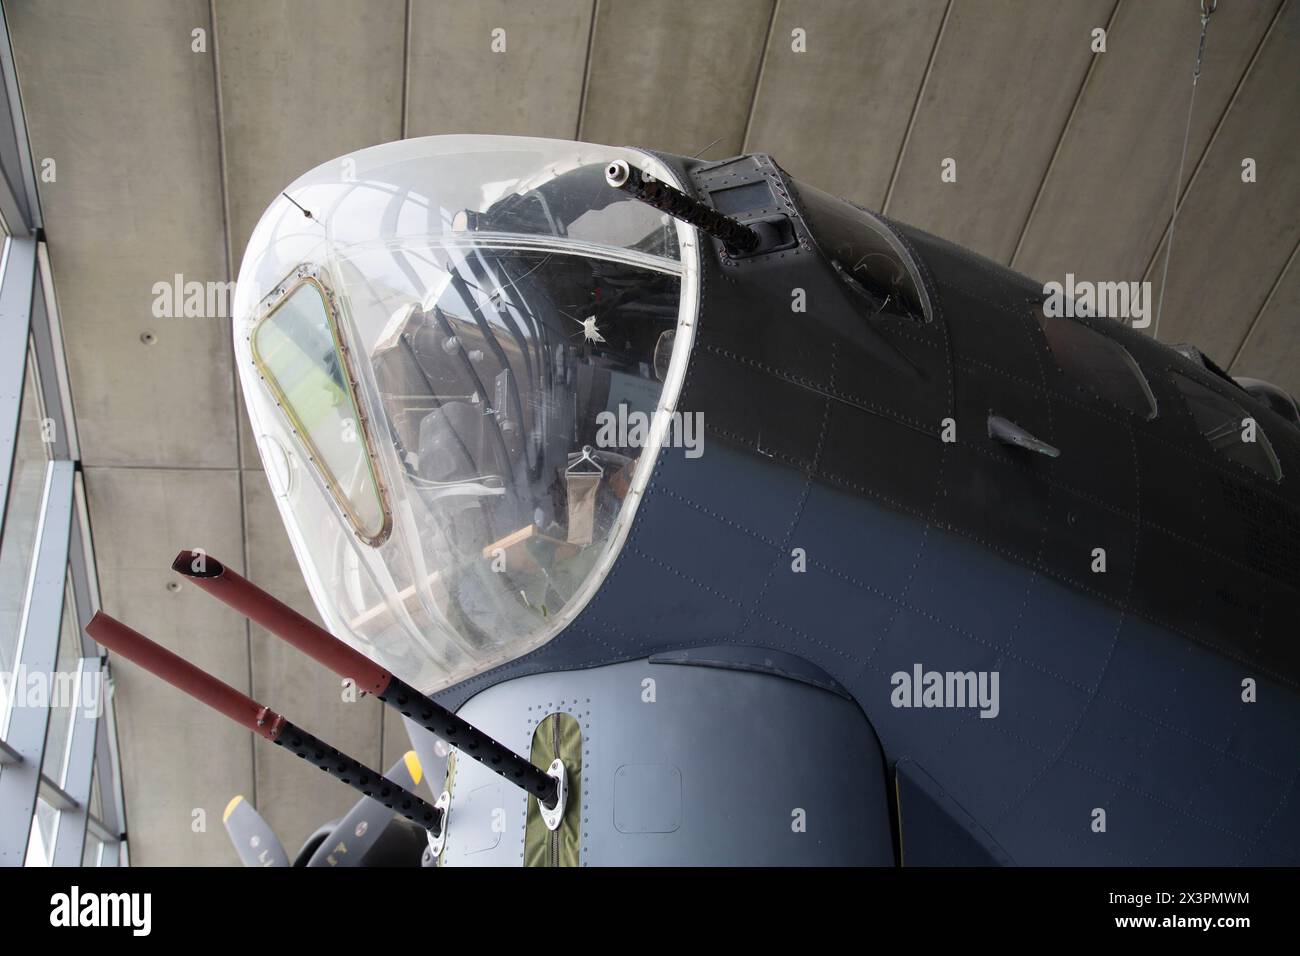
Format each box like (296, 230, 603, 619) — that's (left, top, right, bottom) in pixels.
(1153, 0, 1216, 341)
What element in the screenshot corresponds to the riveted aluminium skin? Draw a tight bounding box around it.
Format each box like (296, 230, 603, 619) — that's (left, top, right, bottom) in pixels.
(433, 148, 1300, 865)
(172, 550, 561, 809)
(85, 611, 443, 834)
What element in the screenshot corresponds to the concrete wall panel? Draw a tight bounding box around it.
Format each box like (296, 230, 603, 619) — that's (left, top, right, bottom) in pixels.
(884, 0, 1113, 262)
(406, 0, 593, 140)
(1141, 0, 1300, 359)
(744, 0, 947, 208)
(1013, 0, 1281, 284)
(86, 465, 249, 866)
(580, 0, 774, 156)
(9, 0, 235, 469)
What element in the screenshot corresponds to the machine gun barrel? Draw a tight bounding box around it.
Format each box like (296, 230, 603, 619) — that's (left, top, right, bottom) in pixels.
(172, 550, 562, 810)
(604, 158, 760, 254)
(85, 611, 444, 835)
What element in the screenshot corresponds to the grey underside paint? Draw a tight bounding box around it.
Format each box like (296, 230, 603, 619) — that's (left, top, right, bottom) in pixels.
(439, 657, 895, 866)
(440, 441, 1300, 866)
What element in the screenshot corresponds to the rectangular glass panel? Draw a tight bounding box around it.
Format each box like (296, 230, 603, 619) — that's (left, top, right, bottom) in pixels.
(0, 347, 49, 725)
(39, 571, 79, 783)
(24, 795, 59, 866)
(82, 833, 103, 867)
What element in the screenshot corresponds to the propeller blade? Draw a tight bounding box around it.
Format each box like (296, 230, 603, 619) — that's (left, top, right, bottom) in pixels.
(222, 795, 290, 867)
(307, 751, 428, 867)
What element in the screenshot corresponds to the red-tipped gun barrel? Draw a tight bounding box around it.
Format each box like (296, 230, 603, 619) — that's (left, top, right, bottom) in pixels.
(86, 610, 443, 834)
(173, 549, 562, 809)
(172, 549, 391, 696)
(86, 611, 278, 738)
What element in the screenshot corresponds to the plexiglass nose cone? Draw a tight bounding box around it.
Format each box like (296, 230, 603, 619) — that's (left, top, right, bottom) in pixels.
(232, 135, 700, 693)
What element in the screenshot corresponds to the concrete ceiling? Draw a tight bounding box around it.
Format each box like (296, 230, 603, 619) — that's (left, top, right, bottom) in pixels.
(6, 0, 1297, 864)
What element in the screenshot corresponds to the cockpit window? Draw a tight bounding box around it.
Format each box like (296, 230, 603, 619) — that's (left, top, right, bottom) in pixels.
(1171, 370, 1282, 481)
(794, 181, 929, 322)
(251, 278, 389, 543)
(343, 241, 678, 649)
(233, 135, 699, 694)
(470, 162, 679, 259)
(1038, 313, 1157, 419)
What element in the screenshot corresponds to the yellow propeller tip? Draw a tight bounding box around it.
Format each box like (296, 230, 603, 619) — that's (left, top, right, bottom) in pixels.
(223, 794, 244, 822)
(403, 750, 423, 786)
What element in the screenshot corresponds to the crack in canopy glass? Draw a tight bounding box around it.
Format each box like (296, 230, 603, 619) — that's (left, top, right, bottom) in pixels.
(233, 136, 699, 693)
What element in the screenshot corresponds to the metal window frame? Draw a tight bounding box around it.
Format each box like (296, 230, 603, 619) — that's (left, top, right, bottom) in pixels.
(0, 457, 72, 864)
(50, 654, 100, 863)
(71, 460, 128, 862)
(0, 2, 41, 234)
(0, 5, 126, 867)
(249, 269, 394, 546)
(97, 708, 127, 865)
(0, 235, 35, 530)
(46, 463, 115, 864)
(30, 243, 76, 460)
(0, 361, 127, 867)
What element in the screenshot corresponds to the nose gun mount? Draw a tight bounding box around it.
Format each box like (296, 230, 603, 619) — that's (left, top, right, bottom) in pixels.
(605, 158, 763, 256)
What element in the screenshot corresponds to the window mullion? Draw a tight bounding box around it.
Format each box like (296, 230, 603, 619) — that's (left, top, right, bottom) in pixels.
(0, 236, 36, 535)
(0, 457, 72, 863)
(50, 655, 99, 864)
